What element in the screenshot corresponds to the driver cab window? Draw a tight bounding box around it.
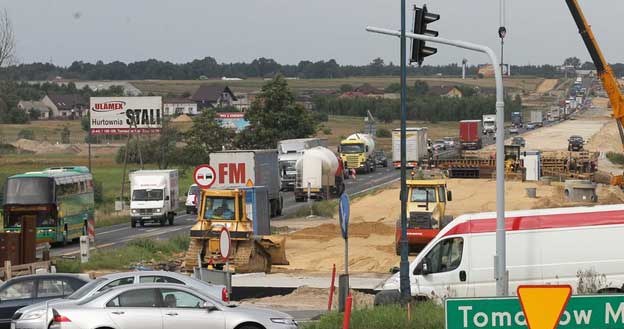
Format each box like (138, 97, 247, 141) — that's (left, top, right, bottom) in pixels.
(422, 237, 464, 274)
(203, 197, 235, 220)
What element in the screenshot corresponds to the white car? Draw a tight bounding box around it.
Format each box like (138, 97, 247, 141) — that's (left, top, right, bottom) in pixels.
(185, 184, 200, 214)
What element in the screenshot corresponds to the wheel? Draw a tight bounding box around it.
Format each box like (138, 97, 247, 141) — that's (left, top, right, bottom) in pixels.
(62, 226, 69, 246)
(236, 324, 264, 329)
(140, 220, 145, 227)
(374, 290, 402, 306)
(168, 214, 174, 226)
(131, 219, 137, 228)
(160, 217, 166, 226)
(383, 161, 388, 168)
(186, 210, 190, 214)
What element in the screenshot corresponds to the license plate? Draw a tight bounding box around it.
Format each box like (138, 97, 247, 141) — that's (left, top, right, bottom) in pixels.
(142, 216, 151, 220)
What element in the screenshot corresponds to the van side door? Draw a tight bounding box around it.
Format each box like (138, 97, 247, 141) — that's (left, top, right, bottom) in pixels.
(413, 237, 468, 299)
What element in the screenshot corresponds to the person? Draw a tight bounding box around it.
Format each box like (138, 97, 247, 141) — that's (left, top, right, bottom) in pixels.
(350, 168, 356, 180)
(213, 199, 235, 220)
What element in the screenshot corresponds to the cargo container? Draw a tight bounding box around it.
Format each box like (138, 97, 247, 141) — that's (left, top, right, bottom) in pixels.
(459, 120, 483, 150)
(392, 128, 429, 168)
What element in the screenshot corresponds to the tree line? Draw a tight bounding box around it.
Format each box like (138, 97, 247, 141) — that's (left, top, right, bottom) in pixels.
(313, 82, 523, 123)
(2, 56, 618, 81)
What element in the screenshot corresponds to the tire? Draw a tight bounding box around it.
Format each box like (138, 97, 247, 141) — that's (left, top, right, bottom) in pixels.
(235, 325, 264, 329)
(295, 196, 305, 203)
(160, 216, 166, 226)
(140, 220, 145, 227)
(374, 290, 402, 306)
(62, 226, 69, 246)
(168, 214, 174, 226)
(131, 219, 137, 228)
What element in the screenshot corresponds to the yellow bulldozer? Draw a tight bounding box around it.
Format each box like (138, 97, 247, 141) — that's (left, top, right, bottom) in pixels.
(184, 187, 288, 273)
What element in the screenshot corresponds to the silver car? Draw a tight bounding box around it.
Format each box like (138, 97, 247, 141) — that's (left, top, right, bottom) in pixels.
(13, 271, 227, 329)
(48, 284, 297, 329)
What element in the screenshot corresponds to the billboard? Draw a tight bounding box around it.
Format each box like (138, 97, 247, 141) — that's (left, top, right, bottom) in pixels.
(216, 112, 249, 132)
(90, 97, 163, 135)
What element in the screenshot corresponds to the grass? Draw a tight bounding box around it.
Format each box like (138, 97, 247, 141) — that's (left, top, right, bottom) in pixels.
(131, 76, 543, 95)
(304, 302, 444, 329)
(55, 234, 190, 272)
(607, 152, 624, 165)
(0, 120, 85, 144)
(291, 199, 339, 218)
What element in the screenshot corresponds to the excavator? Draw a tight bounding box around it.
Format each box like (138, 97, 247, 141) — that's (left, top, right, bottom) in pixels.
(183, 188, 288, 273)
(565, 0, 624, 186)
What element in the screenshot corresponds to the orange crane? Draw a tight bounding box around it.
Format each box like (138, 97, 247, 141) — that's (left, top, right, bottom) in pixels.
(565, 0, 624, 185)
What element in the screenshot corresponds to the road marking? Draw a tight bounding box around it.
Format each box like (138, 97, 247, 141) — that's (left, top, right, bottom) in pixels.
(97, 227, 128, 235)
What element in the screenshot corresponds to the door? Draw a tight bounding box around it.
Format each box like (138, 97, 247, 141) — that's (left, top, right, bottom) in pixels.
(159, 288, 224, 329)
(413, 237, 468, 299)
(0, 279, 34, 327)
(106, 288, 163, 329)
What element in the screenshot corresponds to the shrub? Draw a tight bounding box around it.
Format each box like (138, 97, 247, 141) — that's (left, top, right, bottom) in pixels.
(17, 129, 35, 140)
(376, 128, 392, 138)
(607, 152, 624, 165)
(322, 127, 332, 135)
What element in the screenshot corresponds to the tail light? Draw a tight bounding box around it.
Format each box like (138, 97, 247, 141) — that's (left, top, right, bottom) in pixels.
(221, 287, 230, 302)
(52, 310, 71, 323)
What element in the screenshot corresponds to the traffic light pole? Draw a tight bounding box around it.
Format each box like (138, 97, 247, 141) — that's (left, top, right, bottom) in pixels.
(366, 26, 508, 296)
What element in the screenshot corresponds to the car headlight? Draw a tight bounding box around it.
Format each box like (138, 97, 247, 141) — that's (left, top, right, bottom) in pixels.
(155, 208, 162, 213)
(21, 310, 46, 320)
(131, 209, 138, 214)
(271, 318, 297, 325)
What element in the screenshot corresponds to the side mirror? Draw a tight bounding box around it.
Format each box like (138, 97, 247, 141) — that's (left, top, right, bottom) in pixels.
(420, 258, 432, 275)
(365, 146, 369, 152)
(447, 191, 453, 202)
(165, 196, 170, 201)
(203, 301, 218, 312)
(390, 266, 400, 274)
(337, 146, 341, 153)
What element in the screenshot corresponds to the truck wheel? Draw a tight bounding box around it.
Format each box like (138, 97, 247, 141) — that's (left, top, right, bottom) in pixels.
(269, 199, 277, 217)
(374, 290, 402, 306)
(131, 219, 137, 228)
(160, 217, 166, 226)
(168, 213, 174, 226)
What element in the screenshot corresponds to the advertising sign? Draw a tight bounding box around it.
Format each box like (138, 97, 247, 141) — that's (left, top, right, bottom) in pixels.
(90, 96, 163, 135)
(217, 112, 249, 132)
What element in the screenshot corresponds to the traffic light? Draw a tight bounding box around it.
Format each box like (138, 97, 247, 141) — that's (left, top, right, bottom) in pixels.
(410, 5, 440, 66)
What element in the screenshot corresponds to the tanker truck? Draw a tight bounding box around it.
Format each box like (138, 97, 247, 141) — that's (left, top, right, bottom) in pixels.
(339, 133, 376, 173)
(295, 146, 346, 202)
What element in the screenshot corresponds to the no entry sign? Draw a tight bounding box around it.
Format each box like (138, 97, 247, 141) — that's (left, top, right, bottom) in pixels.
(193, 164, 216, 189)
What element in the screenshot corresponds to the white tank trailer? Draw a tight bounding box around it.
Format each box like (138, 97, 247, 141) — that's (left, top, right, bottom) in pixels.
(294, 146, 345, 202)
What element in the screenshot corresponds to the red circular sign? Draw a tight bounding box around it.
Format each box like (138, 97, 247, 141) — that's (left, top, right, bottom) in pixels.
(193, 165, 216, 189)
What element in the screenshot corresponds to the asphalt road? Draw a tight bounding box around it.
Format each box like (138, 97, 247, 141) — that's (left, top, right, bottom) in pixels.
(51, 166, 400, 257)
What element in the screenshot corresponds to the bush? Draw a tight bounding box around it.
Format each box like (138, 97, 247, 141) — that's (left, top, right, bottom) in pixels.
(376, 128, 392, 138)
(293, 200, 338, 218)
(305, 302, 444, 329)
(17, 129, 35, 140)
(93, 180, 104, 204)
(607, 152, 624, 165)
(322, 127, 332, 135)
(0, 144, 18, 154)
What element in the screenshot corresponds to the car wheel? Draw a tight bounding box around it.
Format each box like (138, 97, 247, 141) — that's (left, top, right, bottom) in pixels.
(131, 219, 136, 228)
(168, 214, 174, 226)
(236, 325, 264, 329)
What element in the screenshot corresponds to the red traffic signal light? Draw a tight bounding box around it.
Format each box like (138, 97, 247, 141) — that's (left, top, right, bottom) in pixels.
(410, 5, 440, 66)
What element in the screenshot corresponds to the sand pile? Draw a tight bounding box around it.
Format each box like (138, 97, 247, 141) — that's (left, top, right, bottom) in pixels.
(241, 286, 374, 311)
(13, 139, 81, 154)
(172, 114, 193, 122)
(536, 79, 558, 93)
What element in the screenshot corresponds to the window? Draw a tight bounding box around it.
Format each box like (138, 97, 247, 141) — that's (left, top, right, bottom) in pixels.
(0, 280, 34, 300)
(132, 189, 164, 201)
(410, 187, 437, 203)
(99, 277, 134, 291)
(37, 279, 75, 298)
(203, 197, 235, 220)
(68, 277, 107, 300)
(421, 237, 464, 274)
(438, 187, 447, 203)
(107, 289, 158, 308)
(160, 289, 204, 309)
(139, 276, 184, 284)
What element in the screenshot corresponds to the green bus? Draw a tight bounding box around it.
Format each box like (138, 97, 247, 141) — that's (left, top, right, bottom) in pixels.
(2, 166, 95, 244)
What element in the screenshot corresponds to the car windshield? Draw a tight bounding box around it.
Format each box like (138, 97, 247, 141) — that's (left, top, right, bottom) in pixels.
(410, 187, 437, 202)
(189, 185, 199, 195)
(341, 144, 364, 154)
(67, 277, 107, 300)
(132, 189, 164, 201)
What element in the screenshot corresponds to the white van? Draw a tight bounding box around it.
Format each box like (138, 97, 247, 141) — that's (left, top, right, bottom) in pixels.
(129, 170, 179, 227)
(376, 204, 624, 304)
(185, 183, 200, 214)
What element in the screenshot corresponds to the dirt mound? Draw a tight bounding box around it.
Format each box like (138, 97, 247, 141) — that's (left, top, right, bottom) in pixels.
(13, 139, 81, 154)
(290, 222, 394, 241)
(536, 79, 558, 93)
(172, 114, 192, 122)
(241, 286, 374, 310)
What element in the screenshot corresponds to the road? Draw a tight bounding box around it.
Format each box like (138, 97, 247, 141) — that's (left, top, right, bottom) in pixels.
(51, 166, 400, 257)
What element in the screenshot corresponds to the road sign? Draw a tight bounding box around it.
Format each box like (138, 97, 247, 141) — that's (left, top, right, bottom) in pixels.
(219, 228, 231, 260)
(339, 193, 350, 239)
(518, 285, 571, 329)
(193, 164, 216, 189)
(446, 291, 624, 329)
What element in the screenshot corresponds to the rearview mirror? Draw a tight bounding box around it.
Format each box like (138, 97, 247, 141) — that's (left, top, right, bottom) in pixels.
(390, 266, 399, 274)
(203, 301, 218, 312)
(416, 258, 432, 275)
(447, 191, 453, 202)
(165, 196, 170, 201)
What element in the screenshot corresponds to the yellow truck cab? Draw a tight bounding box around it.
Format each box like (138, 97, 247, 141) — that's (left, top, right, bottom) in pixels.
(396, 179, 453, 254)
(339, 133, 376, 173)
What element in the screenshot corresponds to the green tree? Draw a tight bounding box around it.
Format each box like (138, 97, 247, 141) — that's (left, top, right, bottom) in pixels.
(412, 80, 429, 96)
(237, 75, 318, 149)
(339, 84, 353, 93)
(563, 57, 581, 68)
(183, 110, 235, 165)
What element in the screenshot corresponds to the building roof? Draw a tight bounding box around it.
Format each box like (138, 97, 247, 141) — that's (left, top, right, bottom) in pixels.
(18, 100, 50, 112)
(190, 85, 237, 103)
(163, 98, 196, 104)
(428, 85, 461, 96)
(47, 94, 87, 111)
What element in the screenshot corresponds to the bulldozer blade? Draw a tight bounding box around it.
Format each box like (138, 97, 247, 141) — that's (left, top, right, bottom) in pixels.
(259, 236, 289, 265)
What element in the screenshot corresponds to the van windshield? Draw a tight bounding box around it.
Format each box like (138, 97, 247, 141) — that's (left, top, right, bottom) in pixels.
(132, 189, 164, 201)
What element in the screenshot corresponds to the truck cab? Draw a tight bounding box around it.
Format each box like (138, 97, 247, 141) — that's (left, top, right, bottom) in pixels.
(396, 179, 452, 254)
(339, 135, 375, 173)
(278, 153, 300, 191)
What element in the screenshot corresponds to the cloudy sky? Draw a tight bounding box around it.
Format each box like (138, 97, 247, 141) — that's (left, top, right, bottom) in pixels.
(1, 0, 623, 67)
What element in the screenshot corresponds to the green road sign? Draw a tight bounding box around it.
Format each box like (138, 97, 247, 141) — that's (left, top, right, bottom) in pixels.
(446, 294, 624, 329)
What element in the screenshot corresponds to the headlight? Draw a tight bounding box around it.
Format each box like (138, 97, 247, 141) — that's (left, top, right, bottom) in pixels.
(131, 209, 138, 214)
(155, 208, 162, 213)
(271, 318, 297, 325)
(21, 310, 46, 320)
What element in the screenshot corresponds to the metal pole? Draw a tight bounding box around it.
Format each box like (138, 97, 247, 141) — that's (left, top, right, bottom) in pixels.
(398, 0, 411, 303)
(365, 26, 508, 296)
(344, 237, 349, 275)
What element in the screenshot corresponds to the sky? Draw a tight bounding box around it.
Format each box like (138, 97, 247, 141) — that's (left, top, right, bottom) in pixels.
(1, 0, 623, 67)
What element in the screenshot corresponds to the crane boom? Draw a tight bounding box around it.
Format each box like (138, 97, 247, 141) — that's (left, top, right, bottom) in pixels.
(565, 0, 624, 147)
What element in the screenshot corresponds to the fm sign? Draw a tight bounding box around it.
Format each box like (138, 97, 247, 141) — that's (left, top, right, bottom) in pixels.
(210, 152, 257, 188)
(217, 163, 246, 185)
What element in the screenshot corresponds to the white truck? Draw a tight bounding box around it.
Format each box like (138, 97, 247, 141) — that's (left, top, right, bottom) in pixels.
(530, 110, 543, 127)
(294, 146, 345, 202)
(392, 127, 428, 168)
(210, 150, 283, 217)
(374, 204, 624, 304)
(277, 138, 325, 191)
(482, 114, 496, 134)
(129, 169, 179, 227)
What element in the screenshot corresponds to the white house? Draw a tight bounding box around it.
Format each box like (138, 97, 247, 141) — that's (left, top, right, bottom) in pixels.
(163, 98, 198, 116)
